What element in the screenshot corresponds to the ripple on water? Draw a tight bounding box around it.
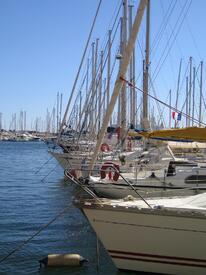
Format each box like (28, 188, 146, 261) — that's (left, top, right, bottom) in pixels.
(0, 142, 119, 275)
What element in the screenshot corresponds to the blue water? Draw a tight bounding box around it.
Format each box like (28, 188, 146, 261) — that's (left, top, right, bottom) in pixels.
(0, 141, 123, 275)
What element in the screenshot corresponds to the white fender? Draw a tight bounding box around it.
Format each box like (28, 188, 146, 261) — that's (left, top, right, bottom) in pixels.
(39, 253, 87, 267)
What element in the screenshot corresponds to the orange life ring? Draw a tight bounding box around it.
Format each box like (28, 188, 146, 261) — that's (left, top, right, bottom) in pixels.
(100, 143, 110, 152)
(100, 162, 119, 181)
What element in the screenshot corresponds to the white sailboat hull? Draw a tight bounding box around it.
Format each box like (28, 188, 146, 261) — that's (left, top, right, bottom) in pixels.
(89, 165, 206, 199)
(92, 182, 203, 199)
(49, 151, 90, 169)
(80, 199, 206, 274)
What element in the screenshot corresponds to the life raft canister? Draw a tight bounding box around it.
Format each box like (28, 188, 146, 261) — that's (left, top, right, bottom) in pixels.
(100, 143, 110, 152)
(100, 162, 120, 181)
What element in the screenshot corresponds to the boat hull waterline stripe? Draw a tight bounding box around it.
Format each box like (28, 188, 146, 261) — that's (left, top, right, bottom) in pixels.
(93, 219, 206, 234)
(108, 250, 206, 268)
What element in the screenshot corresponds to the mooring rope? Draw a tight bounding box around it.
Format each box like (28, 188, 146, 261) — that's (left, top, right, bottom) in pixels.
(34, 155, 54, 174)
(0, 205, 73, 264)
(40, 162, 60, 182)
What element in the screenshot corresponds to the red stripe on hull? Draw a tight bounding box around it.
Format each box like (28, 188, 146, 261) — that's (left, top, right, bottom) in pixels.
(108, 250, 206, 268)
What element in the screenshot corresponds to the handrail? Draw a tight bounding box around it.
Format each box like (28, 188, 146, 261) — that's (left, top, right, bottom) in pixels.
(64, 169, 101, 202)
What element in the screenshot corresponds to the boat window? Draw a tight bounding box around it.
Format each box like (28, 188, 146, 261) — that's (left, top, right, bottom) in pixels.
(185, 175, 206, 184)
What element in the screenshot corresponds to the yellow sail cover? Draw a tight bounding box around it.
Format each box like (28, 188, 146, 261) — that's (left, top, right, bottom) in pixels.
(129, 127, 206, 142)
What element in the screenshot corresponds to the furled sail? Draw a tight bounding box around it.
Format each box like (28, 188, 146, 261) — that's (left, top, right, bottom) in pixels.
(129, 127, 206, 142)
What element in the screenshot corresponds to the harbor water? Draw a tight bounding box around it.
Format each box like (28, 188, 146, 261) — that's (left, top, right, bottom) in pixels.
(0, 141, 135, 275)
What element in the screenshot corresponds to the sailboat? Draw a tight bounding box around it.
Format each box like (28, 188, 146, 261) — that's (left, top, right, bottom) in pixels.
(71, 1, 206, 274)
(74, 192, 206, 274)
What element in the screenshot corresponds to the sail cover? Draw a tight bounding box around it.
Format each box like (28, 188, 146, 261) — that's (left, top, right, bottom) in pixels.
(129, 127, 206, 142)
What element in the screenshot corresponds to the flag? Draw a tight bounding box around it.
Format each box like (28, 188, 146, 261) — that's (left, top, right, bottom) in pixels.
(172, 111, 181, 121)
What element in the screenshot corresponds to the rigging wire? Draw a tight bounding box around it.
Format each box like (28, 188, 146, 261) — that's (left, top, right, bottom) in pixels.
(66, 1, 122, 132)
(59, 0, 103, 139)
(183, 4, 202, 61)
(178, 59, 190, 98)
(152, 0, 192, 83)
(133, 1, 182, 129)
(120, 76, 206, 127)
(67, 17, 121, 132)
(156, 90, 170, 127)
(158, 0, 178, 89)
(151, 0, 178, 56)
(76, 20, 121, 141)
(148, 76, 166, 128)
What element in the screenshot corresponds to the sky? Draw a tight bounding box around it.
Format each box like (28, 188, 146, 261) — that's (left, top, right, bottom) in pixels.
(0, 0, 118, 130)
(1, 0, 206, 130)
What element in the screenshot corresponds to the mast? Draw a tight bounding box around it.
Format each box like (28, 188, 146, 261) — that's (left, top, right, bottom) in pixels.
(103, 78, 106, 117)
(188, 56, 192, 127)
(79, 89, 82, 132)
(192, 66, 195, 126)
(86, 59, 89, 129)
(169, 89, 171, 128)
(117, 17, 123, 127)
(90, 42, 95, 133)
(24, 111, 26, 131)
(129, 4, 134, 128)
(142, 0, 150, 129)
(199, 61, 203, 126)
(58, 0, 102, 140)
(56, 92, 59, 133)
(98, 50, 103, 131)
(174, 59, 182, 128)
(94, 38, 99, 134)
(186, 76, 188, 127)
(89, 0, 147, 171)
(107, 30, 112, 111)
(120, 0, 128, 150)
(59, 93, 63, 130)
(132, 6, 136, 128)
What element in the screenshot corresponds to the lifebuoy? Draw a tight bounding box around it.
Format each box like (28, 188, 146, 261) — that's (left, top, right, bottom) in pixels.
(100, 143, 110, 152)
(100, 162, 119, 181)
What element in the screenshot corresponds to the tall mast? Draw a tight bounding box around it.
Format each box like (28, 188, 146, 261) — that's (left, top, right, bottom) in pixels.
(56, 92, 59, 133)
(192, 66, 195, 126)
(89, 0, 147, 171)
(188, 56, 192, 127)
(79, 89, 82, 132)
(186, 76, 188, 127)
(24, 111, 26, 131)
(199, 61, 203, 126)
(117, 17, 123, 127)
(142, 0, 150, 129)
(59, 93, 63, 130)
(169, 89, 171, 128)
(94, 38, 99, 134)
(129, 4, 136, 128)
(85, 59, 90, 130)
(58, 0, 102, 140)
(175, 59, 182, 128)
(107, 30, 112, 111)
(120, 0, 128, 150)
(98, 50, 103, 131)
(90, 42, 95, 133)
